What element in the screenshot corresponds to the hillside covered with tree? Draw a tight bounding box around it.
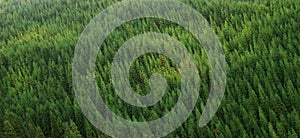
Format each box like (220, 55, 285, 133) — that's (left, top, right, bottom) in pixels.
(0, 0, 299, 137)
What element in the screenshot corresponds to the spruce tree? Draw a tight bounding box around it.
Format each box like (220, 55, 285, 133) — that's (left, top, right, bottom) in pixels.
(3, 120, 18, 138)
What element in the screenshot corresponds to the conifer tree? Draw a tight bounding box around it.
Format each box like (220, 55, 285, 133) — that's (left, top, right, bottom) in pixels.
(3, 120, 18, 138)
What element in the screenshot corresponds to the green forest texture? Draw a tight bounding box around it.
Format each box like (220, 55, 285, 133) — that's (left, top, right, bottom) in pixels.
(0, 0, 299, 137)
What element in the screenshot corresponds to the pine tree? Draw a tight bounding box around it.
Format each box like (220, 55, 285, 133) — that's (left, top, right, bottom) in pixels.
(268, 122, 278, 138)
(84, 119, 97, 138)
(35, 126, 45, 138)
(50, 112, 63, 138)
(3, 120, 18, 138)
(287, 128, 298, 138)
(69, 120, 82, 138)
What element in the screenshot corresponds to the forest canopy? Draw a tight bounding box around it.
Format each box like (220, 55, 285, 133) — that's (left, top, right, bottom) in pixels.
(0, 0, 299, 137)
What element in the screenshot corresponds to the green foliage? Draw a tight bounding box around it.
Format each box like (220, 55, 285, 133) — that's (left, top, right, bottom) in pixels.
(3, 120, 18, 138)
(0, 0, 299, 137)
